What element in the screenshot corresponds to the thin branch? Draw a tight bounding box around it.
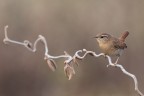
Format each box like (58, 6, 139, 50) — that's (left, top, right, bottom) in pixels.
(75, 49, 144, 96)
(3, 25, 144, 96)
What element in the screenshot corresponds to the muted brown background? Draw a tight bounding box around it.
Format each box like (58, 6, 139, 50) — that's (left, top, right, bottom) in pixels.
(0, 0, 144, 96)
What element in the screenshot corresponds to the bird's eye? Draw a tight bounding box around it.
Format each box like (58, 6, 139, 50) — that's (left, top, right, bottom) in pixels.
(100, 36, 104, 38)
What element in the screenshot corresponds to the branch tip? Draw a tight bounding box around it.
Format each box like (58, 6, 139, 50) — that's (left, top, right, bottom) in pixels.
(4, 25, 8, 30)
(83, 49, 87, 51)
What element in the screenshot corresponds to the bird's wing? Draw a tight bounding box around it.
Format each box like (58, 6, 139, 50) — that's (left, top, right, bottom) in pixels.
(113, 38, 127, 49)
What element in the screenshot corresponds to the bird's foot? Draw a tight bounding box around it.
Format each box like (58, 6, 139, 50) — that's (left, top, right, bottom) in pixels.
(115, 57, 119, 64)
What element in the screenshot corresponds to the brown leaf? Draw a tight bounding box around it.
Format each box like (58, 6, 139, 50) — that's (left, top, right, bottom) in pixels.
(73, 57, 79, 66)
(47, 59, 57, 71)
(64, 64, 75, 80)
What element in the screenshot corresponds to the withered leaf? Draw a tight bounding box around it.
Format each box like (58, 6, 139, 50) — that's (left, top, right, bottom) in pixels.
(64, 65, 75, 80)
(47, 59, 57, 71)
(73, 57, 79, 66)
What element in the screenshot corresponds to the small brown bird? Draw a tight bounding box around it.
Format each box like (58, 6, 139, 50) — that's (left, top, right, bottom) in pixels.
(94, 31, 129, 64)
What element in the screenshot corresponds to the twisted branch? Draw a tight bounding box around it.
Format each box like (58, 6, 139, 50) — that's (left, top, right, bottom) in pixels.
(3, 25, 144, 96)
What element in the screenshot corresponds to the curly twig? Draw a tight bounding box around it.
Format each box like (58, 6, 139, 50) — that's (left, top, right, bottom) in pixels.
(3, 25, 144, 96)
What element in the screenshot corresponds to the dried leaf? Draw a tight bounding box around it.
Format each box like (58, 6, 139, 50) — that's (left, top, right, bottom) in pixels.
(64, 64, 75, 80)
(47, 59, 57, 71)
(73, 57, 79, 66)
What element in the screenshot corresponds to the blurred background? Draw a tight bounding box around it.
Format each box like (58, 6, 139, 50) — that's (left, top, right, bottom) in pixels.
(0, 0, 144, 96)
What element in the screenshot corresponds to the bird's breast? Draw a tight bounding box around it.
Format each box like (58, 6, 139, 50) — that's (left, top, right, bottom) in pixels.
(99, 43, 123, 56)
(99, 43, 111, 51)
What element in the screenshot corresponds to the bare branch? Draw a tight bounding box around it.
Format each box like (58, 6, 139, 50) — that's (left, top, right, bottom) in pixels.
(3, 25, 144, 96)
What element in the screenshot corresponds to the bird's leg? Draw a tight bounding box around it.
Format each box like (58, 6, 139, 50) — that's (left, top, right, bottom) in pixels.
(104, 54, 107, 58)
(115, 57, 119, 64)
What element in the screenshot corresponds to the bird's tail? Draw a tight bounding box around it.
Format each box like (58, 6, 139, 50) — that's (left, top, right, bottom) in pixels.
(119, 31, 129, 42)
